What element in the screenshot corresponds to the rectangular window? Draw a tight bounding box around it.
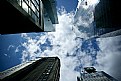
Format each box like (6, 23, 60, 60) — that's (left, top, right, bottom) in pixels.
(16, 0, 41, 26)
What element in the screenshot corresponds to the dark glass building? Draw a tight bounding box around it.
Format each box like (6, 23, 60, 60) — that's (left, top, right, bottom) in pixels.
(94, 0, 121, 37)
(0, 57, 60, 81)
(77, 67, 118, 81)
(0, 0, 58, 34)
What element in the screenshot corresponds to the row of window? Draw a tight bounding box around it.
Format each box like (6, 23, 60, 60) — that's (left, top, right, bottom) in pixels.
(84, 77, 111, 81)
(16, 0, 40, 24)
(38, 62, 55, 81)
(82, 72, 112, 81)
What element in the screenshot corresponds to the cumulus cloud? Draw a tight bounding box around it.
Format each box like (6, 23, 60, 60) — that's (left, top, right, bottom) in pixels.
(77, 0, 99, 10)
(18, 0, 121, 81)
(20, 7, 83, 80)
(96, 36, 121, 80)
(15, 45, 21, 53)
(74, 0, 100, 38)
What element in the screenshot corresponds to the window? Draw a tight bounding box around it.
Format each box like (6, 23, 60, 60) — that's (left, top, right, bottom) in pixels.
(16, 0, 40, 24)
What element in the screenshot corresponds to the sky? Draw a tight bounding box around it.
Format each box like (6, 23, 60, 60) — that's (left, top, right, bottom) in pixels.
(57, 0, 78, 13)
(0, 0, 121, 81)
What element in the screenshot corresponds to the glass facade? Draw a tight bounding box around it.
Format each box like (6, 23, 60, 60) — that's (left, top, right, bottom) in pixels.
(94, 0, 121, 37)
(16, 0, 40, 25)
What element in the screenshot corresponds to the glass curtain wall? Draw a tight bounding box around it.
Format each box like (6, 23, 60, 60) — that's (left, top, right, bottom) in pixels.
(16, 0, 40, 25)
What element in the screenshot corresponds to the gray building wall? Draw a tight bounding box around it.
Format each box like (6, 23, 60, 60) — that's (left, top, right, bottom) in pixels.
(94, 0, 121, 37)
(79, 71, 117, 81)
(77, 67, 118, 81)
(0, 57, 60, 81)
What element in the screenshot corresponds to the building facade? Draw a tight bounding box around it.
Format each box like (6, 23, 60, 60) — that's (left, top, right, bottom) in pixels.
(77, 67, 118, 81)
(0, 0, 58, 34)
(0, 57, 60, 81)
(94, 0, 121, 37)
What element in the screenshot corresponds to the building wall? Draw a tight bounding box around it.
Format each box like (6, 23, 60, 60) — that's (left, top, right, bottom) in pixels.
(0, 57, 60, 81)
(79, 71, 117, 81)
(94, 0, 121, 37)
(0, 0, 58, 34)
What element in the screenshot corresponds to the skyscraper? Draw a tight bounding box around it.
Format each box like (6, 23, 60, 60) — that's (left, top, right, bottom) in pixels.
(77, 67, 118, 81)
(94, 0, 121, 37)
(0, 0, 58, 34)
(0, 57, 60, 81)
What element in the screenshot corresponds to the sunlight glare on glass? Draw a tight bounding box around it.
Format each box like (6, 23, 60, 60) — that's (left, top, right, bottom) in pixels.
(22, 2, 28, 12)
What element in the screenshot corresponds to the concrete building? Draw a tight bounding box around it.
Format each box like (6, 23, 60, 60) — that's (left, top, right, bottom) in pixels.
(94, 0, 121, 37)
(0, 57, 60, 81)
(0, 0, 58, 34)
(77, 67, 118, 81)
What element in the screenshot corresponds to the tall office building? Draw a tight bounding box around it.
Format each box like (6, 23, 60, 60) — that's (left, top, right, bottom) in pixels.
(0, 0, 58, 34)
(0, 57, 60, 81)
(77, 67, 118, 81)
(94, 0, 121, 37)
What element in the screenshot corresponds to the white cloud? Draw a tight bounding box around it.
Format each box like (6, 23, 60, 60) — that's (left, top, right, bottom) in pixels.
(21, 33, 28, 38)
(87, 0, 99, 6)
(19, 1, 121, 81)
(4, 54, 8, 56)
(96, 36, 121, 80)
(4, 54, 10, 58)
(7, 45, 14, 51)
(15, 45, 21, 53)
(21, 36, 42, 62)
(20, 6, 87, 81)
(77, 0, 99, 10)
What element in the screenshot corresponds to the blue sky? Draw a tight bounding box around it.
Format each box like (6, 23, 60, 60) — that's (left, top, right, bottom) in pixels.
(0, 34, 22, 71)
(0, 0, 79, 71)
(57, 0, 78, 12)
